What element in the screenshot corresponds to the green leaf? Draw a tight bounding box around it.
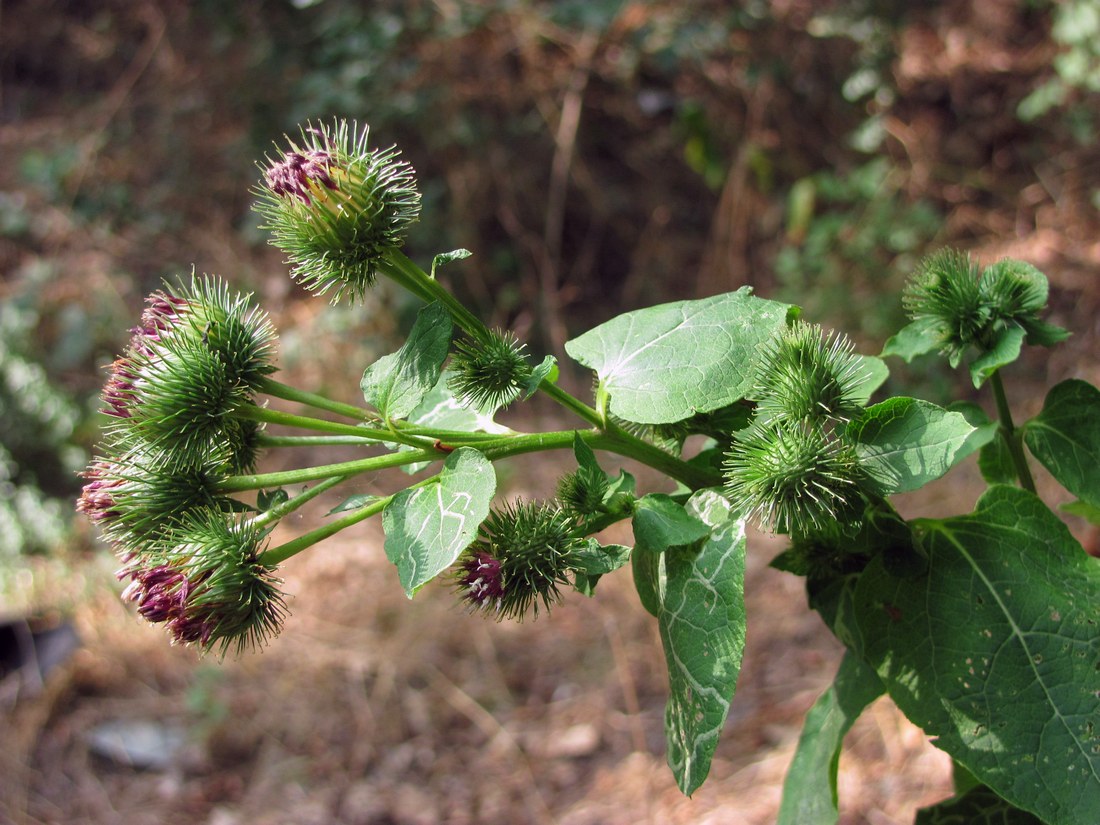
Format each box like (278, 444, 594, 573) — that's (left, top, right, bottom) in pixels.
(778, 651, 885, 825)
(520, 354, 557, 400)
(632, 545, 662, 617)
(327, 493, 382, 515)
(847, 397, 978, 493)
(382, 447, 496, 597)
(574, 539, 632, 576)
(1023, 379, 1100, 507)
(657, 489, 747, 795)
(915, 785, 1045, 824)
(572, 431, 603, 476)
(881, 317, 942, 362)
(968, 326, 1024, 388)
(430, 248, 472, 279)
(632, 493, 711, 554)
(564, 289, 791, 424)
(851, 485, 1100, 825)
(1062, 499, 1100, 525)
(257, 488, 289, 511)
(361, 302, 452, 420)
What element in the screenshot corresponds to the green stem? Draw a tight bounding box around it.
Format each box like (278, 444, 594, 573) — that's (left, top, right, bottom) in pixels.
(257, 434, 387, 448)
(219, 447, 440, 493)
(262, 494, 393, 565)
(479, 428, 722, 491)
(380, 250, 492, 345)
(235, 405, 435, 450)
(990, 371, 1036, 493)
(260, 377, 375, 422)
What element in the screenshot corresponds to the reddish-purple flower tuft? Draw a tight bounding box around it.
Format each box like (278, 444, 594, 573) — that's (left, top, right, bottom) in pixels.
(264, 149, 337, 205)
(100, 358, 139, 418)
(458, 550, 505, 611)
(119, 563, 214, 647)
(77, 461, 122, 522)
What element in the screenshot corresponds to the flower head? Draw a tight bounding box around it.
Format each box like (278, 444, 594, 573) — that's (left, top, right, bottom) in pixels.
(724, 420, 864, 535)
(256, 120, 421, 302)
(118, 512, 286, 655)
(447, 330, 532, 412)
(455, 500, 582, 620)
(752, 323, 869, 425)
(99, 276, 276, 466)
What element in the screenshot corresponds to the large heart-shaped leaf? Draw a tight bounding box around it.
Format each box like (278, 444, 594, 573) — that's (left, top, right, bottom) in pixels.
(851, 485, 1100, 825)
(564, 289, 791, 424)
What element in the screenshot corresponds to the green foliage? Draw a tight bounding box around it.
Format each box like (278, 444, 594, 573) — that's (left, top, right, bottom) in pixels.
(382, 447, 496, 597)
(850, 485, 1099, 825)
(361, 301, 452, 420)
(778, 651, 884, 824)
(564, 289, 792, 424)
(1018, 0, 1100, 140)
(0, 290, 85, 559)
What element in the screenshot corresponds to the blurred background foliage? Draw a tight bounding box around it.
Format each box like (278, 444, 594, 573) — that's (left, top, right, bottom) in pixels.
(1, 0, 1097, 585)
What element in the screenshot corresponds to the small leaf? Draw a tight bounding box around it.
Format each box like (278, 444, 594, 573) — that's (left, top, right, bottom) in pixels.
(382, 447, 496, 597)
(520, 354, 557, 400)
(574, 539, 632, 576)
(847, 397, 978, 493)
(968, 326, 1025, 388)
(881, 317, 942, 362)
(564, 289, 791, 424)
(632, 493, 711, 554)
(430, 248, 472, 279)
(851, 485, 1100, 825)
(658, 490, 747, 795)
(572, 431, 603, 476)
(257, 488, 289, 511)
(327, 493, 381, 515)
(1023, 379, 1100, 507)
(778, 651, 885, 825)
(361, 302, 452, 420)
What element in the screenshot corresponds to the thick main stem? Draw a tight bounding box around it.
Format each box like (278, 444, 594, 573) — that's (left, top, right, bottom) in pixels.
(990, 371, 1036, 493)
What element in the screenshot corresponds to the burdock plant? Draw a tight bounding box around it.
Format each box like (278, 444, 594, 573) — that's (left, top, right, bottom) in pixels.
(79, 119, 1099, 824)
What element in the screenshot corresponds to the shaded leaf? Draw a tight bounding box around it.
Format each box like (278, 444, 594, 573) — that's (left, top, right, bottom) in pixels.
(361, 302, 452, 420)
(778, 651, 885, 825)
(851, 485, 1100, 825)
(1023, 379, 1100, 507)
(915, 785, 1045, 825)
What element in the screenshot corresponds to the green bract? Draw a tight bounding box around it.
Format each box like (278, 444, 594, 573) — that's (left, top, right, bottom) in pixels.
(256, 119, 421, 303)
